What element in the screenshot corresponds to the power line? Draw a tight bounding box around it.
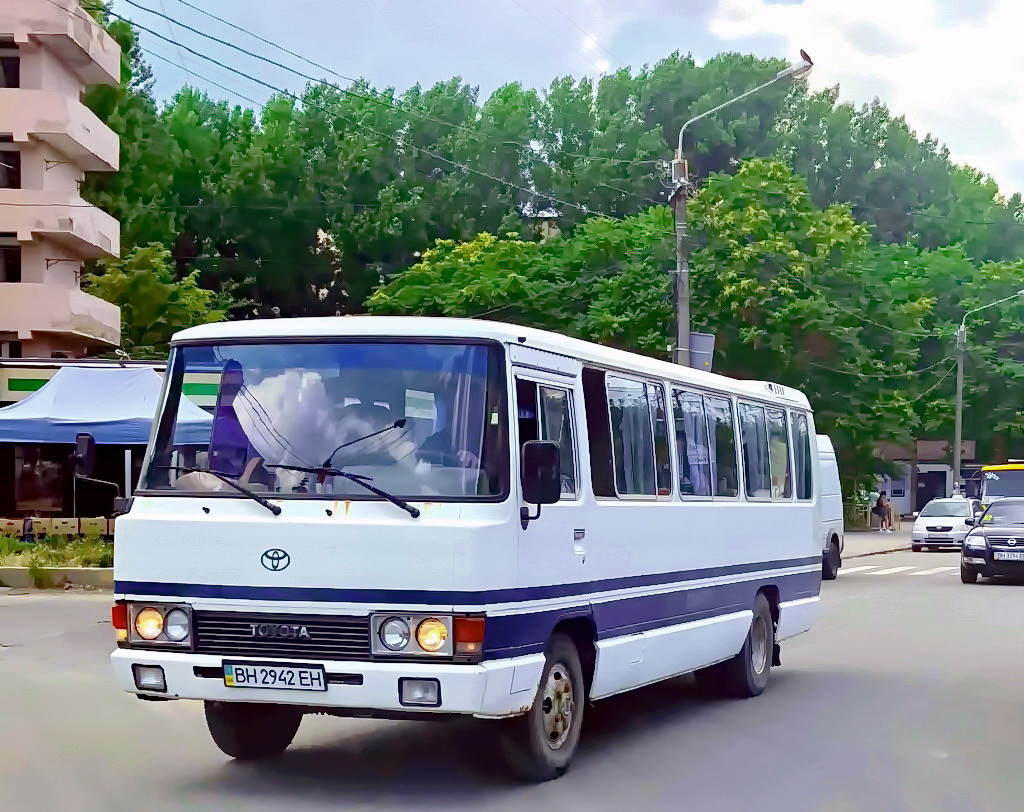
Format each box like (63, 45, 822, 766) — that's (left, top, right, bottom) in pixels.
(504, 0, 609, 75)
(808, 356, 952, 381)
(912, 360, 958, 402)
(121, 0, 658, 168)
(550, 2, 625, 67)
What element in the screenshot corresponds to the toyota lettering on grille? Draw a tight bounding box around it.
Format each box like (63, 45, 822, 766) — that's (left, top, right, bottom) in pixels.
(249, 623, 311, 639)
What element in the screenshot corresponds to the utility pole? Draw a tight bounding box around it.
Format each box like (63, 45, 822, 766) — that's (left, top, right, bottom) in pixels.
(953, 324, 965, 495)
(671, 158, 690, 366)
(669, 51, 813, 366)
(952, 289, 1024, 495)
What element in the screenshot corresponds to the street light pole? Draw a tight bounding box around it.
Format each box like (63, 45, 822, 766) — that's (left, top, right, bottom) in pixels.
(952, 289, 1024, 494)
(670, 51, 813, 366)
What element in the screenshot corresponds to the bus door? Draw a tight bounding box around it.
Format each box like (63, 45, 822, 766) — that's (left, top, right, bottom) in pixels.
(514, 375, 587, 587)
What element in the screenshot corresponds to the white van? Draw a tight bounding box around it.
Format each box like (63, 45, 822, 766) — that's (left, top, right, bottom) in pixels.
(817, 434, 844, 579)
(109, 317, 822, 782)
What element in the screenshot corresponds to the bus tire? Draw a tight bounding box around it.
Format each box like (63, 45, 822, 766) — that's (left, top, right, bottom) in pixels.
(822, 539, 840, 580)
(498, 633, 584, 782)
(696, 594, 774, 699)
(204, 701, 302, 760)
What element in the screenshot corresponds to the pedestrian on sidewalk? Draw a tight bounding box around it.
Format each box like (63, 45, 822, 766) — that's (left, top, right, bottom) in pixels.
(874, 492, 892, 532)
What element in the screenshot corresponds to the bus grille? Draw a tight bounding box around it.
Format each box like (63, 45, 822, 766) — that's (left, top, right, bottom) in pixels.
(193, 611, 371, 661)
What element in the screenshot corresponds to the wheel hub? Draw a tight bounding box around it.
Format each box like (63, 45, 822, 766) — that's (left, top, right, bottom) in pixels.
(541, 662, 574, 750)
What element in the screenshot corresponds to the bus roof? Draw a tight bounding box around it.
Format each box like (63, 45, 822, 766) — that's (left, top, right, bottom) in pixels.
(172, 316, 812, 410)
(982, 464, 1024, 471)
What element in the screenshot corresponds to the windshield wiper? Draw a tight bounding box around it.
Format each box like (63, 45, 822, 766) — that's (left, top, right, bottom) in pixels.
(267, 463, 421, 518)
(322, 419, 407, 468)
(162, 466, 282, 516)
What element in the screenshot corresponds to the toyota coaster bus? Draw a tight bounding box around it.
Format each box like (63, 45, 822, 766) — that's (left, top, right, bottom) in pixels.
(110, 317, 823, 782)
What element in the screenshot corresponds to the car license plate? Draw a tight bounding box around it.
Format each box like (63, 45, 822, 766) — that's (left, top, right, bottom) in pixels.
(994, 551, 1024, 562)
(928, 534, 951, 540)
(223, 661, 327, 691)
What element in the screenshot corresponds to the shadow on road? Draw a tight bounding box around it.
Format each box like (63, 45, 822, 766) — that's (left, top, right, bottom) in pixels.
(177, 673, 755, 806)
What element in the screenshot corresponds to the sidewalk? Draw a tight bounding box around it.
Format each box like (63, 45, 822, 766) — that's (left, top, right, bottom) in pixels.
(844, 527, 911, 558)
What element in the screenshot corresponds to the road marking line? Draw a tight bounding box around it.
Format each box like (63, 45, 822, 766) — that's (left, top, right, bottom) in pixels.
(841, 565, 880, 574)
(910, 567, 957, 576)
(872, 566, 916, 575)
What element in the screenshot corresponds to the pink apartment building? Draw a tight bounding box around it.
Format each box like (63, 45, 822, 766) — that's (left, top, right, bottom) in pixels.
(0, 0, 121, 359)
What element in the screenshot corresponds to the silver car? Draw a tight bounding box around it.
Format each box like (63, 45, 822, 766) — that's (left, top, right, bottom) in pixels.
(911, 498, 982, 551)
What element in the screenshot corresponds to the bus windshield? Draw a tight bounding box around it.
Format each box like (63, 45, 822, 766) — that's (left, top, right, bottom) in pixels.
(982, 469, 1024, 499)
(141, 341, 509, 500)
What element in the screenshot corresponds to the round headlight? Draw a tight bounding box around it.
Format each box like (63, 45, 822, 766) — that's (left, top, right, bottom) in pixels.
(380, 617, 410, 651)
(164, 609, 190, 642)
(416, 618, 449, 653)
(135, 607, 164, 640)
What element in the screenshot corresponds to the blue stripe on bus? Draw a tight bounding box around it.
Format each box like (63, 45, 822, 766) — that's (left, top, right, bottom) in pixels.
(483, 569, 820, 658)
(114, 555, 820, 607)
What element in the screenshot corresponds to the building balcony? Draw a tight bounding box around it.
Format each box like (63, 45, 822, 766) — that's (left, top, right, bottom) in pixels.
(0, 190, 119, 259)
(0, 282, 120, 348)
(7, 2, 120, 85)
(0, 89, 118, 171)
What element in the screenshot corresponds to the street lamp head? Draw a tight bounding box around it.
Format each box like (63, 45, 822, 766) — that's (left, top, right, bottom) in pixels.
(780, 50, 814, 80)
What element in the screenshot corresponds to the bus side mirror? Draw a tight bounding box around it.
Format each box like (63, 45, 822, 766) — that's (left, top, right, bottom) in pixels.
(965, 518, 975, 526)
(520, 440, 560, 528)
(73, 433, 96, 478)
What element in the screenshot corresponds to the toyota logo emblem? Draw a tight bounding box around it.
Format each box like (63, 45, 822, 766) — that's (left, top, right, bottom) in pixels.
(261, 549, 290, 571)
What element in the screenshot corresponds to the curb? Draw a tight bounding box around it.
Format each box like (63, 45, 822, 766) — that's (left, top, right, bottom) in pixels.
(0, 567, 113, 590)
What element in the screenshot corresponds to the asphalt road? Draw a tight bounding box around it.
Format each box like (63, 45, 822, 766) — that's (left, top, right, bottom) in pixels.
(4, 549, 1024, 811)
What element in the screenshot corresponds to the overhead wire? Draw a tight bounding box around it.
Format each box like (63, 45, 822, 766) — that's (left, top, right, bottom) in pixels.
(122, 0, 659, 167)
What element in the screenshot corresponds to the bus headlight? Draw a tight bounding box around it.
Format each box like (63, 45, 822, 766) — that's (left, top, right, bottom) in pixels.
(379, 617, 411, 651)
(416, 618, 449, 652)
(126, 603, 193, 647)
(134, 607, 164, 640)
(371, 613, 456, 657)
(163, 609, 191, 642)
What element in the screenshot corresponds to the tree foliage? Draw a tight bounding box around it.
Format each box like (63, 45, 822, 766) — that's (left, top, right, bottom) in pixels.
(79, 24, 1024, 478)
(83, 245, 237, 357)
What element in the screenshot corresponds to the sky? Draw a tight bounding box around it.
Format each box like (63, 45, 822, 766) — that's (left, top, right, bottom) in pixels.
(113, 0, 1024, 195)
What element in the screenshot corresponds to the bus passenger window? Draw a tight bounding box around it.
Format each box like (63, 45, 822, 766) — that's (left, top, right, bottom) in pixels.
(739, 403, 771, 499)
(705, 396, 738, 497)
(648, 383, 671, 496)
(607, 376, 656, 496)
(793, 413, 813, 499)
(766, 408, 792, 499)
(539, 386, 577, 496)
(517, 379, 578, 497)
(673, 390, 711, 496)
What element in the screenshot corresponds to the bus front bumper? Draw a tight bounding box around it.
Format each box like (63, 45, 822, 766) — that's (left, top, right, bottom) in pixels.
(111, 649, 544, 718)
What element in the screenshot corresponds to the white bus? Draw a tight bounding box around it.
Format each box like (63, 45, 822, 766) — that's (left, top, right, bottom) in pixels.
(110, 317, 822, 782)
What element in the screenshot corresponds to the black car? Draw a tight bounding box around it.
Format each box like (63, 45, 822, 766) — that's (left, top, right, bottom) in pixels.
(961, 498, 1024, 583)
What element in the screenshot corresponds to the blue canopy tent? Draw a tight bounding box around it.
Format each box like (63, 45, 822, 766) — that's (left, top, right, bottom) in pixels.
(0, 366, 211, 445)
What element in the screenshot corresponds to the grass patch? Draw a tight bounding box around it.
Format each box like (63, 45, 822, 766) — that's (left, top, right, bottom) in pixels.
(0, 534, 113, 569)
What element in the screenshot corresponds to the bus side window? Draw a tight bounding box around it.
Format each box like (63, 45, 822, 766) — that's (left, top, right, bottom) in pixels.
(607, 375, 657, 497)
(739, 403, 771, 499)
(792, 413, 813, 500)
(648, 383, 672, 496)
(517, 378, 578, 498)
(583, 367, 615, 497)
(673, 389, 711, 496)
(766, 408, 792, 499)
(705, 396, 739, 497)
(538, 386, 578, 497)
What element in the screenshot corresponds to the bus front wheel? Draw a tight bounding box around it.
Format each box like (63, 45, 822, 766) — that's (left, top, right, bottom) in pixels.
(498, 633, 585, 782)
(204, 701, 302, 760)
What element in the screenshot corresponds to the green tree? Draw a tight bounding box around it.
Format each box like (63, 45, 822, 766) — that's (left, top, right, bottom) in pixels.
(83, 245, 238, 357)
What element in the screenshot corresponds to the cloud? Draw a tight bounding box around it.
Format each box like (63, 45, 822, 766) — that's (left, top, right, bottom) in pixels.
(709, 0, 1024, 194)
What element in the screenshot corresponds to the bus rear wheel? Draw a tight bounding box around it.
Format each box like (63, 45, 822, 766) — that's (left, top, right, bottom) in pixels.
(498, 633, 585, 782)
(822, 540, 840, 580)
(695, 594, 774, 699)
(204, 701, 302, 760)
